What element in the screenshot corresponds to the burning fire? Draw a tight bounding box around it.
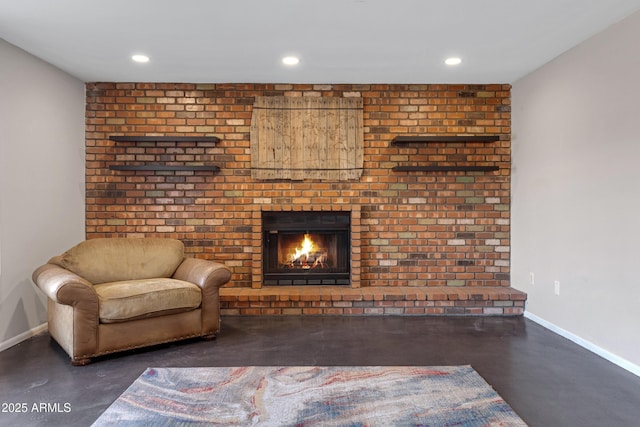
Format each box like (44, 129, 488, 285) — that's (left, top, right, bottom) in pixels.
(286, 234, 328, 269)
(290, 234, 316, 265)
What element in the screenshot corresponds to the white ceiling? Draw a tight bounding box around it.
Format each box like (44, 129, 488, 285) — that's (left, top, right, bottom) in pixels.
(1, 0, 640, 84)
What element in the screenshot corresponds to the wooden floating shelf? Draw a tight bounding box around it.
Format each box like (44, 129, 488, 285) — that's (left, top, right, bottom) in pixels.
(391, 135, 500, 173)
(109, 165, 220, 172)
(109, 136, 220, 143)
(390, 135, 499, 145)
(108, 135, 221, 173)
(392, 166, 500, 172)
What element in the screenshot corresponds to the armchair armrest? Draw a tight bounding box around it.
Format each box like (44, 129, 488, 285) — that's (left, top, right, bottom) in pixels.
(173, 257, 231, 335)
(32, 263, 98, 307)
(32, 263, 100, 363)
(173, 257, 232, 290)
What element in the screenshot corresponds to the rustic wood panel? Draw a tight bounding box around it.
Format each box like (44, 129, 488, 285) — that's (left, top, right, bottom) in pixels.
(251, 96, 363, 180)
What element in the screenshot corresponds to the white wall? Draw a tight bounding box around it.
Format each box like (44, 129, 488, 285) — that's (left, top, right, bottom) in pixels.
(512, 11, 640, 369)
(0, 39, 85, 350)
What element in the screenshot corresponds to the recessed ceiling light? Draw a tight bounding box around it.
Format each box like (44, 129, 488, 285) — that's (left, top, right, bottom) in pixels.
(445, 57, 462, 66)
(282, 56, 300, 66)
(132, 54, 150, 63)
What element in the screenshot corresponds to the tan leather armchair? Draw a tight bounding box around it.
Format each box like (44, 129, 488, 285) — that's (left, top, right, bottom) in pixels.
(32, 238, 232, 365)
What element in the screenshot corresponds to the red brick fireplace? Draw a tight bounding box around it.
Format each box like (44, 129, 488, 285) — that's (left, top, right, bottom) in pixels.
(85, 83, 526, 316)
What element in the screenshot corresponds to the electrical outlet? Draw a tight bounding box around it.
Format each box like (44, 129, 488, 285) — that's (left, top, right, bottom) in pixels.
(554, 280, 560, 295)
(529, 272, 535, 285)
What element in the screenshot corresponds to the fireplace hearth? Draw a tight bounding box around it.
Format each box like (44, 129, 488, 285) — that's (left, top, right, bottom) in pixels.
(262, 212, 350, 286)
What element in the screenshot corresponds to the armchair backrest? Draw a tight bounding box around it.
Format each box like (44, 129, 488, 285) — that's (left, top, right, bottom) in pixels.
(52, 238, 185, 284)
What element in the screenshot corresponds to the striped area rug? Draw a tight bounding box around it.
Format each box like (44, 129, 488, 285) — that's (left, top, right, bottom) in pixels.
(92, 365, 527, 426)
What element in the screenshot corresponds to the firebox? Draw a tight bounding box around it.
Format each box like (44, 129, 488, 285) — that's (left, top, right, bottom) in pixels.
(262, 211, 350, 286)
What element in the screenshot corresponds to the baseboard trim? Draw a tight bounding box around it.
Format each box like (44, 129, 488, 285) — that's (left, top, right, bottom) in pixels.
(524, 312, 640, 378)
(0, 323, 48, 353)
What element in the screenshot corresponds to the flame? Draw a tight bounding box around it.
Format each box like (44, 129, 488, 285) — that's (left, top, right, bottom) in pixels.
(290, 234, 316, 263)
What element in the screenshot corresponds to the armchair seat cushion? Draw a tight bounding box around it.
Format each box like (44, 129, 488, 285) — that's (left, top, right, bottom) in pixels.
(94, 278, 202, 323)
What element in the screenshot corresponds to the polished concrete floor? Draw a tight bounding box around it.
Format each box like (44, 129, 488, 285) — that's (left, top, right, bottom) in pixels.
(1, 316, 639, 426)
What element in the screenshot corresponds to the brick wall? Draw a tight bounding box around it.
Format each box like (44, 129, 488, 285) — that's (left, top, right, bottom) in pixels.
(85, 83, 511, 293)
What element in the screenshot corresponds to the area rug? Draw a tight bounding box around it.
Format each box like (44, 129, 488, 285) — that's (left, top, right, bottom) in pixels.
(92, 365, 527, 426)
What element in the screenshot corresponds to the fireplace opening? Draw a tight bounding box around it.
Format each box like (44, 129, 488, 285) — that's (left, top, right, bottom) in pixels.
(262, 211, 350, 286)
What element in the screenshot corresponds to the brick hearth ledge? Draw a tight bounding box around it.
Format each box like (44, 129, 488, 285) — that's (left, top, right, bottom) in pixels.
(220, 286, 526, 316)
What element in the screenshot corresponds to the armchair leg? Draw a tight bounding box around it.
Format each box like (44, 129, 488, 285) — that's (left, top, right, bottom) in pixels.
(202, 333, 218, 341)
(71, 358, 92, 366)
